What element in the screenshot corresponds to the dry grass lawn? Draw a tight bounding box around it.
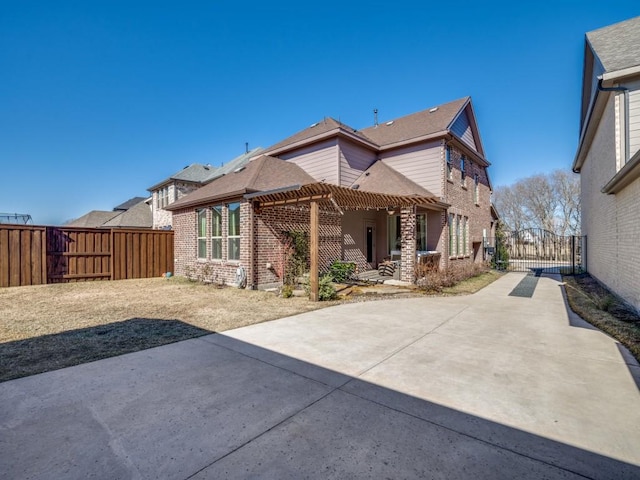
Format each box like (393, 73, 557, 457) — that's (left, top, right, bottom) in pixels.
(0, 277, 328, 381)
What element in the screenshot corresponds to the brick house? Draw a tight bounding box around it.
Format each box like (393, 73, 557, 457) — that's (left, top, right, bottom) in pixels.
(573, 17, 640, 313)
(167, 97, 493, 289)
(148, 148, 262, 229)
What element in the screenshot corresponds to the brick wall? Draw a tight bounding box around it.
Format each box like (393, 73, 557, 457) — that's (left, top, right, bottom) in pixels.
(581, 94, 640, 312)
(152, 182, 200, 229)
(443, 145, 493, 267)
(173, 201, 342, 289)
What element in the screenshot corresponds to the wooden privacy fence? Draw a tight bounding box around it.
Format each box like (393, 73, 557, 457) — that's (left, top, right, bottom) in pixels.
(0, 225, 174, 287)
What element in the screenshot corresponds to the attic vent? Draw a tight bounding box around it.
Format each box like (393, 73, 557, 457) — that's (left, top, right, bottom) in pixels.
(234, 166, 245, 173)
(204, 166, 210, 170)
(386, 121, 394, 126)
(351, 184, 360, 190)
(429, 107, 439, 113)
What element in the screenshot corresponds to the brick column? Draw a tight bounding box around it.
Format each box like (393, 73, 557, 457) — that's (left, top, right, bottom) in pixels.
(400, 207, 416, 282)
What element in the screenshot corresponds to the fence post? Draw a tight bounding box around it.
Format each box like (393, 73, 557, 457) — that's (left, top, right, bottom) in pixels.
(571, 235, 575, 275)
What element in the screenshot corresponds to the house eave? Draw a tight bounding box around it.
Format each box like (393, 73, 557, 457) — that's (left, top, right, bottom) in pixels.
(601, 64, 640, 85)
(165, 189, 250, 211)
(264, 128, 378, 157)
(601, 149, 640, 194)
(573, 87, 610, 173)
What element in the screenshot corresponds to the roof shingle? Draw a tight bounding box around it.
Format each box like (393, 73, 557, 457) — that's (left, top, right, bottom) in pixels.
(587, 16, 640, 73)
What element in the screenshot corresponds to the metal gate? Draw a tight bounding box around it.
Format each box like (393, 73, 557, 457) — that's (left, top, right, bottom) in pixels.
(489, 228, 584, 274)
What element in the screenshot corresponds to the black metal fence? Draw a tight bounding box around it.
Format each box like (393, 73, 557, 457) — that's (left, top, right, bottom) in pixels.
(487, 229, 585, 274)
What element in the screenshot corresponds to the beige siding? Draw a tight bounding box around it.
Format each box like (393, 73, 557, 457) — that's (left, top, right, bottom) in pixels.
(451, 110, 477, 151)
(338, 140, 377, 187)
(380, 141, 443, 196)
(279, 138, 339, 184)
(627, 84, 640, 158)
(581, 93, 640, 312)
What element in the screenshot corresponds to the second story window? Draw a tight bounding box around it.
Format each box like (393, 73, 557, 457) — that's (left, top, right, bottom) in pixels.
(460, 156, 466, 184)
(474, 173, 479, 204)
(446, 146, 452, 180)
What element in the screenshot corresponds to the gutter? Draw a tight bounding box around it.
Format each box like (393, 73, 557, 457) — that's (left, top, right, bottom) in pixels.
(244, 184, 302, 200)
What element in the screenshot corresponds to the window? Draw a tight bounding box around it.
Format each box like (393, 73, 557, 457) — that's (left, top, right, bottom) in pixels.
(416, 214, 427, 251)
(227, 202, 241, 261)
(211, 205, 223, 259)
(462, 217, 468, 255)
(474, 173, 479, 204)
(158, 187, 171, 208)
(460, 156, 466, 184)
(456, 216, 461, 255)
(448, 213, 454, 256)
(197, 209, 207, 259)
(446, 146, 452, 180)
(387, 215, 401, 253)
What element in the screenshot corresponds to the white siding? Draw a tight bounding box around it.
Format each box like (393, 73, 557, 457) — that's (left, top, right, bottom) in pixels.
(380, 141, 443, 197)
(279, 139, 338, 184)
(451, 110, 477, 151)
(339, 140, 377, 187)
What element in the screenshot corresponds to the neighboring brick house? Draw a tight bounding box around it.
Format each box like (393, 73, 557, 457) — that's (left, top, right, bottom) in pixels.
(573, 16, 640, 313)
(167, 97, 493, 288)
(148, 148, 263, 229)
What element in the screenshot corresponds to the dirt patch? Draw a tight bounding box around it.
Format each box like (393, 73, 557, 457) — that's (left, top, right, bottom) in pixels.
(0, 277, 328, 381)
(562, 273, 640, 362)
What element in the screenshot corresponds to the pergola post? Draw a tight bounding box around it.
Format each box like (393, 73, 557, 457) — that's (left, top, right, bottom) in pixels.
(309, 200, 319, 301)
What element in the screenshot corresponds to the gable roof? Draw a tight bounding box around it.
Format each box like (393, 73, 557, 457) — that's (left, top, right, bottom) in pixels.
(114, 196, 148, 211)
(353, 160, 437, 198)
(65, 210, 121, 227)
(360, 97, 469, 147)
(148, 163, 218, 191)
(166, 155, 316, 210)
(262, 118, 377, 156)
(207, 147, 264, 180)
(586, 16, 640, 74)
(102, 200, 152, 228)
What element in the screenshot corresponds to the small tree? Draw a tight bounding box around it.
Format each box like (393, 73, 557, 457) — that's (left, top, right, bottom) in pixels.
(491, 220, 510, 270)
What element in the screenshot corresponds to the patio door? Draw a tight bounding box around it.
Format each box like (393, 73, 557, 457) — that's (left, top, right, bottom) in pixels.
(365, 221, 376, 268)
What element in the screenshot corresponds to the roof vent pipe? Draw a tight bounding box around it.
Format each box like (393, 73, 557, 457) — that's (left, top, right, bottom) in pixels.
(374, 109, 378, 127)
(245, 142, 249, 154)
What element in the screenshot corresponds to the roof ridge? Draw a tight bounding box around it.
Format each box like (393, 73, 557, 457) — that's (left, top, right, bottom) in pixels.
(245, 155, 270, 190)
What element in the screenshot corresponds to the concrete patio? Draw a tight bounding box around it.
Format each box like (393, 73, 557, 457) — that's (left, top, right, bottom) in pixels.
(1, 272, 639, 479)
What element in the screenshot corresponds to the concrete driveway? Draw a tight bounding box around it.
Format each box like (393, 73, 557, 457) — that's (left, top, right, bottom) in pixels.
(1, 273, 639, 479)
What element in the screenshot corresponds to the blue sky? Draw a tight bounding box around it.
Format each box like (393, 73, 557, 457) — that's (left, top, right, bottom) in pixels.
(1, 1, 638, 225)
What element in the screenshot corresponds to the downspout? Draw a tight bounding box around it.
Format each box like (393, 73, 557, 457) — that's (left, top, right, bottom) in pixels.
(598, 79, 630, 164)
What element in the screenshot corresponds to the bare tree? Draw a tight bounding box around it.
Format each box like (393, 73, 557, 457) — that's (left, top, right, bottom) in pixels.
(493, 169, 580, 236)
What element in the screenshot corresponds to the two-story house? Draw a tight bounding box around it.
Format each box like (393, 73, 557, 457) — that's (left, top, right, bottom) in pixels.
(148, 148, 263, 229)
(167, 97, 493, 289)
(573, 16, 640, 313)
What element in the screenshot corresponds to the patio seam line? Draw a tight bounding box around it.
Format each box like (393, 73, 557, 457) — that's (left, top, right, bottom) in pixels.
(335, 388, 595, 480)
(183, 386, 343, 480)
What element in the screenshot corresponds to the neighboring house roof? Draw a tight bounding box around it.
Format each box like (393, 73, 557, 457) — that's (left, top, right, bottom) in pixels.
(114, 196, 148, 211)
(147, 148, 264, 192)
(148, 164, 218, 191)
(586, 16, 640, 73)
(360, 97, 469, 148)
(102, 200, 152, 228)
(207, 147, 264, 180)
(166, 155, 316, 210)
(66, 210, 121, 227)
(354, 160, 437, 198)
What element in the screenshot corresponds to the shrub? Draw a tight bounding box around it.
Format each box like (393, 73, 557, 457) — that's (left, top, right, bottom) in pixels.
(328, 260, 356, 283)
(281, 284, 294, 298)
(415, 262, 488, 292)
(304, 274, 337, 301)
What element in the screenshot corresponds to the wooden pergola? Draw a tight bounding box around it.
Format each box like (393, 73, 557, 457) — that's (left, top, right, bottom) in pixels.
(246, 183, 445, 301)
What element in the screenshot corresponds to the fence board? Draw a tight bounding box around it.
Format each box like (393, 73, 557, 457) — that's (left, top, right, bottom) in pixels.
(0, 225, 173, 287)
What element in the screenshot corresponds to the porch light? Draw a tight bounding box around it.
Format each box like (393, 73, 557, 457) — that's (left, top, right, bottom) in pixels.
(387, 207, 396, 215)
